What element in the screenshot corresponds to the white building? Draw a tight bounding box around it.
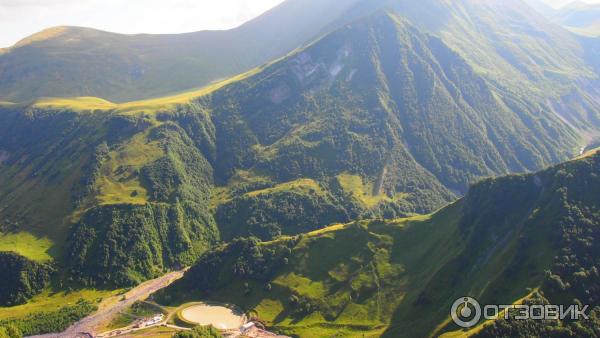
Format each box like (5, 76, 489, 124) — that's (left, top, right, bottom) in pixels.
(241, 322, 255, 333)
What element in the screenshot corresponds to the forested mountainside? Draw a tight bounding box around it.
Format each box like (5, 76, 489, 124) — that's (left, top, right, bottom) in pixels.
(159, 151, 600, 338)
(0, 252, 53, 306)
(0, 12, 580, 290)
(0, 104, 220, 288)
(2, 0, 600, 133)
(390, 0, 600, 133)
(207, 11, 579, 236)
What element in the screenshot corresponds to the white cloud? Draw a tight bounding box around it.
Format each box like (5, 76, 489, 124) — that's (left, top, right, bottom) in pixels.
(0, 0, 285, 47)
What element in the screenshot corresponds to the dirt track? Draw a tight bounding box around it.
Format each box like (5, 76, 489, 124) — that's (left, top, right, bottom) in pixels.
(28, 270, 185, 338)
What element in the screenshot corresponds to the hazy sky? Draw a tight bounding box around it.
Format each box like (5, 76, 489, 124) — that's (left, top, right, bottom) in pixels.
(2, 0, 600, 48)
(542, 0, 600, 7)
(0, 0, 285, 48)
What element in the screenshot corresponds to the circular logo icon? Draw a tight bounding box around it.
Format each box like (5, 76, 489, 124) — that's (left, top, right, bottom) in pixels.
(451, 297, 481, 328)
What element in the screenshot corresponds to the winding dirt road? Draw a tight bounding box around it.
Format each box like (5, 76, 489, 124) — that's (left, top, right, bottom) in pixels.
(28, 270, 185, 338)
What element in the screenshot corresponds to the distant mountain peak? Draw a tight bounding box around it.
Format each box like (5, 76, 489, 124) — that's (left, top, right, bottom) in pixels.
(12, 26, 71, 48)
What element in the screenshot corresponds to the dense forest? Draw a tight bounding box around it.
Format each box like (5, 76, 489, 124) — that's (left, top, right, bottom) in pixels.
(216, 183, 350, 240)
(158, 237, 296, 304)
(0, 252, 52, 306)
(67, 121, 219, 287)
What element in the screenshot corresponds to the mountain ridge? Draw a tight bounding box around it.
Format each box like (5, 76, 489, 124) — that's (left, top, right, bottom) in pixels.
(0, 11, 580, 290)
(1, 0, 599, 111)
(0, 0, 380, 103)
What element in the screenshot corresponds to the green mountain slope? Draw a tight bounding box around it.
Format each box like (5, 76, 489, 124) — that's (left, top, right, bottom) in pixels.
(158, 152, 600, 338)
(207, 10, 587, 245)
(0, 0, 383, 103)
(206, 11, 577, 194)
(0, 12, 582, 289)
(2, 0, 600, 135)
(0, 105, 220, 287)
(389, 0, 600, 134)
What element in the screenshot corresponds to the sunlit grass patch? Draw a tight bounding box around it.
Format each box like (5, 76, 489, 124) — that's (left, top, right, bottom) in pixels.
(95, 132, 163, 206)
(337, 173, 407, 208)
(34, 97, 115, 112)
(0, 232, 54, 262)
(0, 288, 119, 321)
(31, 64, 263, 116)
(245, 178, 325, 198)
